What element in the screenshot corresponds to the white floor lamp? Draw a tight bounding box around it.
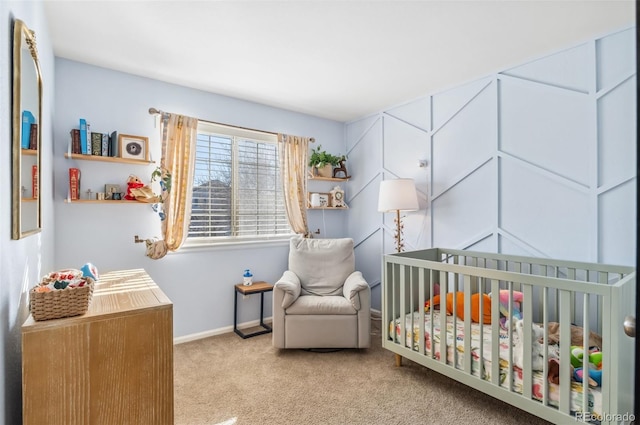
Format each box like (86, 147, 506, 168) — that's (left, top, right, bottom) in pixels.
(377, 178, 419, 253)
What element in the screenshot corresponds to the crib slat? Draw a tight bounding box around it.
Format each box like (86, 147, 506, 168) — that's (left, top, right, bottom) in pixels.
(478, 277, 485, 380)
(429, 269, 435, 359)
(506, 282, 513, 392)
(463, 275, 472, 374)
(491, 279, 500, 386)
(581, 292, 590, 418)
(541, 286, 549, 407)
(522, 284, 533, 400)
(418, 268, 425, 355)
(559, 289, 572, 414)
(394, 265, 404, 347)
(439, 269, 447, 366)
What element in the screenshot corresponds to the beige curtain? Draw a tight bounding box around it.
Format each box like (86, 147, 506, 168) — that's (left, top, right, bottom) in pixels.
(278, 134, 310, 236)
(147, 113, 198, 258)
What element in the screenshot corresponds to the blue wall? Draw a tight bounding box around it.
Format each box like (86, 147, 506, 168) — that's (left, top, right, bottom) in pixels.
(0, 2, 56, 424)
(53, 59, 345, 339)
(345, 27, 636, 311)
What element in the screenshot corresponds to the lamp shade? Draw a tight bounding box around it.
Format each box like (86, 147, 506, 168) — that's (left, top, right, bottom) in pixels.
(377, 178, 419, 212)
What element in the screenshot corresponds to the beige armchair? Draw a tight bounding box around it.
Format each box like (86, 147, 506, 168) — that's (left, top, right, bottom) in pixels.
(272, 237, 371, 349)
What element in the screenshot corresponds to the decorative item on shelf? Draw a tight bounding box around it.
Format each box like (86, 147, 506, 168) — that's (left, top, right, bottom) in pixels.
(377, 178, 419, 253)
(332, 158, 350, 179)
(69, 168, 80, 200)
(329, 186, 346, 208)
(31, 165, 38, 199)
(308, 145, 342, 178)
(243, 269, 253, 286)
(118, 134, 149, 161)
(104, 184, 121, 200)
(308, 192, 330, 208)
(309, 193, 321, 208)
(124, 174, 144, 200)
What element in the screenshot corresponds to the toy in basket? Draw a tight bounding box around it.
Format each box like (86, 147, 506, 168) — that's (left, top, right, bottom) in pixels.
(29, 264, 98, 321)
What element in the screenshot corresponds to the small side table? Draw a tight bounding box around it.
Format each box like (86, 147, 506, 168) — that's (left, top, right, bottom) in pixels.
(234, 281, 273, 339)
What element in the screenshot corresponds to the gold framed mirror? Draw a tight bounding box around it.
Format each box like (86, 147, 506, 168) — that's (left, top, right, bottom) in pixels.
(12, 19, 42, 239)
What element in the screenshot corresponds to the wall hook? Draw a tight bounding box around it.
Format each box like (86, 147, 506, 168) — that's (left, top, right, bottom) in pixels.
(134, 235, 145, 244)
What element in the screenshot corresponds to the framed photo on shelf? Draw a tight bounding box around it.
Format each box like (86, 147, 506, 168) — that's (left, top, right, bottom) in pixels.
(118, 134, 149, 161)
(104, 184, 121, 200)
(308, 192, 331, 208)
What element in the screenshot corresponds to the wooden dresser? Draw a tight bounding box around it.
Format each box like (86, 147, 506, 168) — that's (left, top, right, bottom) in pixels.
(22, 269, 173, 425)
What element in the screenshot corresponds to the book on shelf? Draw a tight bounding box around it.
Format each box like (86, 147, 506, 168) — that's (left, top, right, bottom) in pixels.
(70, 129, 81, 154)
(86, 122, 92, 155)
(69, 168, 80, 200)
(79, 118, 88, 154)
(109, 131, 118, 157)
(101, 133, 109, 156)
(29, 123, 38, 150)
(22, 110, 35, 149)
(32, 165, 38, 199)
(91, 132, 103, 156)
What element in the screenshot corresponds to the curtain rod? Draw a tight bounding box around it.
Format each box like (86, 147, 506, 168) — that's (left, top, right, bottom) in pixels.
(148, 107, 315, 142)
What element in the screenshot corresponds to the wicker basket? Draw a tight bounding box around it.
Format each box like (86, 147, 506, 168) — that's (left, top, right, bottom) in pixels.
(29, 279, 95, 321)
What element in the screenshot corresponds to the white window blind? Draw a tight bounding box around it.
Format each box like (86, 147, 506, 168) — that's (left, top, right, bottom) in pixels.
(188, 121, 292, 243)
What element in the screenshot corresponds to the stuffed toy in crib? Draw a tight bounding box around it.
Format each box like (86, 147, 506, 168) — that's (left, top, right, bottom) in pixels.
(513, 318, 546, 371)
(425, 292, 492, 324)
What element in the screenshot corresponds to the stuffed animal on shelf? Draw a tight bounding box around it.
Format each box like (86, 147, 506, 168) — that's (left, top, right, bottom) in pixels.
(124, 174, 145, 200)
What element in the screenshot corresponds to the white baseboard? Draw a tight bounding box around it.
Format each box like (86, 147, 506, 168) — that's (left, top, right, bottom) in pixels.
(174, 316, 273, 345)
(174, 308, 382, 345)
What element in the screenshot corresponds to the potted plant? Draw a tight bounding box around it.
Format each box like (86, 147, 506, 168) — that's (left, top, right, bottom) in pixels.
(308, 145, 342, 178)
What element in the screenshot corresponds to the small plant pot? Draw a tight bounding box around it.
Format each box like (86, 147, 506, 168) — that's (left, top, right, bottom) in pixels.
(314, 164, 333, 178)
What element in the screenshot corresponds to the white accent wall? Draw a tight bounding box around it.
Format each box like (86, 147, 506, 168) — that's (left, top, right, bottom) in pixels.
(346, 27, 636, 310)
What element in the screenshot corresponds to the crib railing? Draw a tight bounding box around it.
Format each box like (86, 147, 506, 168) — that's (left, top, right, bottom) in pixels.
(382, 248, 636, 425)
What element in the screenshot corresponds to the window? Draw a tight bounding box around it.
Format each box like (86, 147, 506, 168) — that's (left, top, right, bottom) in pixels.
(188, 121, 292, 245)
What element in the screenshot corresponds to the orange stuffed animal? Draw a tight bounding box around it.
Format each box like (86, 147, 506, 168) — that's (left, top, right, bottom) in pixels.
(425, 292, 492, 324)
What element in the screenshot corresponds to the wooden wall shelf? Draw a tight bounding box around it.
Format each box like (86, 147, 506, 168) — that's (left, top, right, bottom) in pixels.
(64, 199, 147, 204)
(307, 206, 349, 210)
(308, 176, 349, 182)
(65, 152, 154, 165)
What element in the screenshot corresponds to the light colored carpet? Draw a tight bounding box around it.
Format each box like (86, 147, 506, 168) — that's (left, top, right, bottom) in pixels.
(174, 318, 552, 425)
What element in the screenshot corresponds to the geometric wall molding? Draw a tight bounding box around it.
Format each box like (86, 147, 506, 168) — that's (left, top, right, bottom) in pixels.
(345, 25, 636, 309)
(502, 43, 591, 93)
(597, 76, 636, 188)
(432, 77, 493, 131)
(346, 114, 381, 152)
(385, 97, 430, 132)
(596, 27, 635, 92)
(499, 77, 592, 186)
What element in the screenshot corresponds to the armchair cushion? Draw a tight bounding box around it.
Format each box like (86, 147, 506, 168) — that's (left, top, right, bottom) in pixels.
(286, 295, 356, 315)
(343, 271, 369, 310)
(289, 237, 355, 296)
(274, 270, 301, 309)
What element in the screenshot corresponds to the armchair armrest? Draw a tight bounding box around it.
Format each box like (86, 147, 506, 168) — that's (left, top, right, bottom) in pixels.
(274, 270, 301, 309)
(343, 271, 369, 310)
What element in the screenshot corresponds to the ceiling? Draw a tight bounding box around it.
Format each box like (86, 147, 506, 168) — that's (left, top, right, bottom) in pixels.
(43, 1, 635, 122)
